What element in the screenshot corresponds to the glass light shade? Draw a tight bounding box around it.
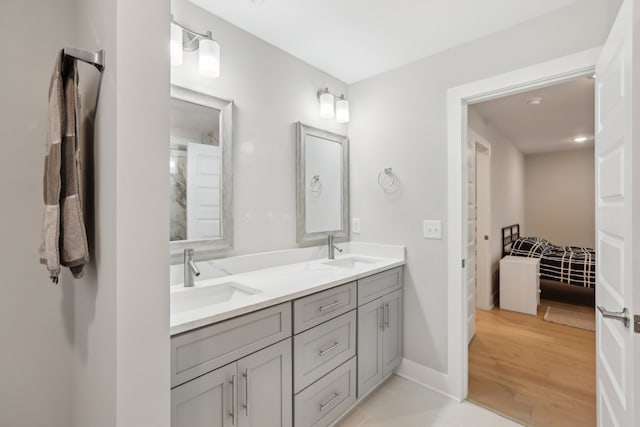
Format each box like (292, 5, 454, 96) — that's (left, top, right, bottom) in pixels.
(199, 38, 221, 78)
(170, 23, 183, 66)
(336, 98, 350, 123)
(319, 92, 335, 118)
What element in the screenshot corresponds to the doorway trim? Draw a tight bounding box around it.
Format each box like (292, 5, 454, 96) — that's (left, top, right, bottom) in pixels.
(445, 47, 600, 400)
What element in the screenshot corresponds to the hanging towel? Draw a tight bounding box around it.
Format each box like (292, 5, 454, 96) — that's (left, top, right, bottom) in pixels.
(39, 51, 90, 283)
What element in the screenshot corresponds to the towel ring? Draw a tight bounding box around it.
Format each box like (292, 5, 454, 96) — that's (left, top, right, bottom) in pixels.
(309, 175, 323, 195)
(378, 168, 399, 193)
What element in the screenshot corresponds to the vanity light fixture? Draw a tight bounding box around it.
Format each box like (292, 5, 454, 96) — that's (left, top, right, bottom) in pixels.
(171, 17, 221, 78)
(198, 36, 221, 78)
(336, 95, 350, 123)
(317, 88, 350, 123)
(318, 88, 335, 118)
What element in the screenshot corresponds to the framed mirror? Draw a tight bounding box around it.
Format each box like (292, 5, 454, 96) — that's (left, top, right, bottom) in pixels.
(296, 122, 349, 245)
(169, 85, 233, 259)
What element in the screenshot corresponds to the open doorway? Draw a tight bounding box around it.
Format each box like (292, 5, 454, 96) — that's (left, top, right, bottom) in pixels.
(465, 76, 597, 426)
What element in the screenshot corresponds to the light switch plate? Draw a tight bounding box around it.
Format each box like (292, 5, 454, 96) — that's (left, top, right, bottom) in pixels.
(352, 218, 361, 234)
(423, 220, 442, 239)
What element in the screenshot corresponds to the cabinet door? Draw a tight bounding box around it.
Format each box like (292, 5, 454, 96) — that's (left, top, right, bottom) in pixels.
(357, 299, 383, 398)
(171, 363, 236, 427)
(382, 289, 403, 376)
(238, 338, 292, 427)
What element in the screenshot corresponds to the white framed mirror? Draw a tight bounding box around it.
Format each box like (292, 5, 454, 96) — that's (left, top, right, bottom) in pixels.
(169, 85, 233, 260)
(296, 122, 349, 245)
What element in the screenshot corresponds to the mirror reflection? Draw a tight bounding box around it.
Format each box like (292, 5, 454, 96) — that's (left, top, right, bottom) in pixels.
(305, 134, 343, 233)
(170, 98, 222, 241)
(169, 85, 233, 258)
(296, 122, 349, 245)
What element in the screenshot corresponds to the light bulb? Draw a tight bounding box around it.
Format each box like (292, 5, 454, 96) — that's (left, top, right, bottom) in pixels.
(336, 98, 350, 123)
(199, 38, 220, 78)
(170, 23, 183, 66)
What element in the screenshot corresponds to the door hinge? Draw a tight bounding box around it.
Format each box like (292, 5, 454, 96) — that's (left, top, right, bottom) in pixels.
(634, 315, 640, 334)
(462, 259, 466, 268)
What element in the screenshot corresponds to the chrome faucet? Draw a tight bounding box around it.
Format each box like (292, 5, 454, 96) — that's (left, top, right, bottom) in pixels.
(184, 248, 201, 287)
(327, 235, 343, 260)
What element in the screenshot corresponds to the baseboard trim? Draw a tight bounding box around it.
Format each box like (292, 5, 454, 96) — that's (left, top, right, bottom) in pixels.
(395, 358, 461, 402)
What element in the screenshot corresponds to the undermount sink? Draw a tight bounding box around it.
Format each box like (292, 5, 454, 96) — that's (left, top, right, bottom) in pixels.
(171, 282, 261, 314)
(322, 256, 381, 269)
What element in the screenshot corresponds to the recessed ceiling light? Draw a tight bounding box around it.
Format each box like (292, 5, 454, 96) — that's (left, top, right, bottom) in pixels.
(571, 136, 589, 143)
(589, 73, 596, 79)
(526, 97, 543, 105)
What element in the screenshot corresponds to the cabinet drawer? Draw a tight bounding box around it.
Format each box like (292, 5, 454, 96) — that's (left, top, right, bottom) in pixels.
(293, 310, 356, 393)
(358, 267, 403, 306)
(294, 357, 356, 427)
(171, 302, 292, 388)
(293, 282, 356, 334)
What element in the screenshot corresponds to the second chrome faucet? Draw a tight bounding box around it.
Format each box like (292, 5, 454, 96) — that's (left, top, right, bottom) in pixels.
(327, 235, 343, 260)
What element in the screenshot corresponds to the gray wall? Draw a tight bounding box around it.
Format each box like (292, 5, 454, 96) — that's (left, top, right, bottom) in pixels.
(73, 0, 171, 426)
(171, 0, 348, 257)
(0, 1, 170, 426)
(0, 1, 76, 426)
(348, 0, 619, 373)
(525, 148, 595, 248)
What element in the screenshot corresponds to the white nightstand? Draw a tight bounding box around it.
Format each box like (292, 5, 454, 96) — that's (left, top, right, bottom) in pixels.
(499, 256, 540, 315)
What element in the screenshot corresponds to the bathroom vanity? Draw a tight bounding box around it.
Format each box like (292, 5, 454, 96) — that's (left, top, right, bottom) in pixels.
(166, 76, 402, 426)
(169, 248, 404, 427)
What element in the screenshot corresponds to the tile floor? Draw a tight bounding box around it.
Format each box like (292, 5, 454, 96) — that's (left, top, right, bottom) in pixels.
(336, 375, 523, 427)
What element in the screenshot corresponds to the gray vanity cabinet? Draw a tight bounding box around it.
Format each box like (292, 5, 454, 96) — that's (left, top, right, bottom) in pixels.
(171, 363, 235, 427)
(357, 278, 403, 398)
(381, 289, 403, 376)
(356, 297, 384, 396)
(172, 338, 292, 427)
(171, 302, 292, 427)
(237, 338, 292, 427)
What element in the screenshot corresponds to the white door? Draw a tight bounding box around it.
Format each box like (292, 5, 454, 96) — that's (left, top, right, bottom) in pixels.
(187, 142, 221, 240)
(466, 132, 476, 343)
(475, 144, 492, 310)
(595, 1, 638, 425)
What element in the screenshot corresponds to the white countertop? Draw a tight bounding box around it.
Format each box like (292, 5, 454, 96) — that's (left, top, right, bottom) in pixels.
(170, 243, 405, 335)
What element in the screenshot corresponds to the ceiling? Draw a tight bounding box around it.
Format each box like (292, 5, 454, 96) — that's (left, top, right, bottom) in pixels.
(190, 0, 580, 84)
(471, 76, 595, 154)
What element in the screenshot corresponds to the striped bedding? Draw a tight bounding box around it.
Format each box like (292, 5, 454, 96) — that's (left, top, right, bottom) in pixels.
(509, 237, 596, 289)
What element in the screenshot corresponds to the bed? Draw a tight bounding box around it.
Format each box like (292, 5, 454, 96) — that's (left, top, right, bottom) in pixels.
(502, 224, 596, 289)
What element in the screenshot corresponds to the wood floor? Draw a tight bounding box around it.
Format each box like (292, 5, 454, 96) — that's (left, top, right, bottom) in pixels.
(468, 299, 596, 427)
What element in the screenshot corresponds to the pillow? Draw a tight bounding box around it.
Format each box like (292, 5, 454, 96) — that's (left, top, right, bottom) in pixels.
(509, 237, 548, 258)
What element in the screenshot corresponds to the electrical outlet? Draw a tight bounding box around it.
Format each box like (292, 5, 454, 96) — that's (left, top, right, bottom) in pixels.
(352, 218, 361, 234)
(423, 220, 442, 239)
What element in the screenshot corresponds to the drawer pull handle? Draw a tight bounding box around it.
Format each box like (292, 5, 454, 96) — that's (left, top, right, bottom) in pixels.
(319, 300, 341, 312)
(319, 341, 342, 356)
(319, 392, 342, 411)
